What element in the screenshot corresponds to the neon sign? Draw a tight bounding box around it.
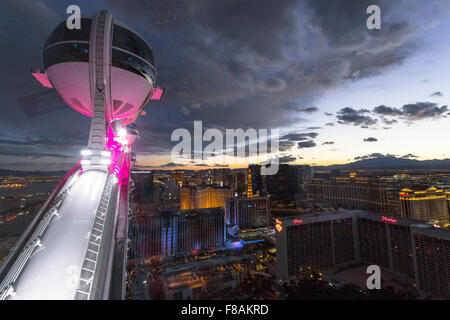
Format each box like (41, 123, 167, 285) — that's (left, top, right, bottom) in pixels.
(382, 216, 398, 224)
(275, 224, 283, 232)
(293, 219, 303, 225)
(6, 216, 17, 222)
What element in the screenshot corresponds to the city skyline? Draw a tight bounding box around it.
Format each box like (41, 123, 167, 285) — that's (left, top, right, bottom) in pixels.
(1, 0, 450, 171)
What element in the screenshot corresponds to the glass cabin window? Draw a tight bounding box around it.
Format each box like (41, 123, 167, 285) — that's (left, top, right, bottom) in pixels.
(112, 25, 156, 68)
(111, 49, 156, 83)
(44, 43, 89, 69)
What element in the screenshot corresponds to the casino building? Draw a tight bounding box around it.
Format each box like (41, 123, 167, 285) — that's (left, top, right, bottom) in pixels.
(226, 196, 270, 229)
(180, 186, 233, 210)
(399, 186, 450, 224)
(275, 210, 450, 300)
(129, 207, 226, 259)
(307, 177, 390, 213)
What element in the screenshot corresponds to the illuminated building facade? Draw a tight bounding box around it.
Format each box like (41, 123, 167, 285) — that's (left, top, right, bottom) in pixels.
(399, 186, 450, 224)
(276, 211, 359, 280)
(307, 177, 390, 213)
(129, 208, 226, 259)
(225, 196, 270, 229)
(276, 210, 450, 299)
(180, 186, 232, 210)
(247, 168, 253, 197)
(247, 164, 262, 197)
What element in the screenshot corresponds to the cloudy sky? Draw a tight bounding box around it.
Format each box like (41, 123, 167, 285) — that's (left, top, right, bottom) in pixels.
(0, 0, 449, 171)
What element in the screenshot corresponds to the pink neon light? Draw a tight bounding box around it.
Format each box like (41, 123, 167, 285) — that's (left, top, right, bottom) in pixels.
(106, 124, 131, 183)
(382, 216, 398, 224)
(293, 219, 303, 225)
(150, 87, 164, 100)
(6, 216, 17, 222)
(31, 72, 52, 88)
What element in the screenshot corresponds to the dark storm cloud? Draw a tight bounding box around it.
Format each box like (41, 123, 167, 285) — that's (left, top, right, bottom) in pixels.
(0, 0, 439, 169)
(373, 105, 403, 116)
(338, 101, 448, 130)
(279, 155, 297, 163)
(401, 102, 448, 120)
(297, 107, 319, 114)
(381, 118, 398, 125)
(372, 102, 447, 123)
(105, 0, 422, 134)
(363, 137, 378, 142)
(279, 140, 295, 152)
(281, 132, 319, 142)
(298, 141, 316, 149)
(336, 107, 377, 126)
(430, 91, 443, 97)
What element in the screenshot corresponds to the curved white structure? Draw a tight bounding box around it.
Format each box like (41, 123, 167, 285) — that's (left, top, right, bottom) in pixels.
(10, 171, 106, 300)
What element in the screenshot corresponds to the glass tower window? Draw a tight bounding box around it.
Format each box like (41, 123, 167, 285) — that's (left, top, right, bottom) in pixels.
(44, 19, 92, 49)
(44, 43, 89, 69)
(112, 25, 156, 69)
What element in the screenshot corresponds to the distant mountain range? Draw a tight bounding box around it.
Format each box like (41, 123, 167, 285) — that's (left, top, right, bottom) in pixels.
(314, 157, 450, 170)
(1, 157, 450, 176)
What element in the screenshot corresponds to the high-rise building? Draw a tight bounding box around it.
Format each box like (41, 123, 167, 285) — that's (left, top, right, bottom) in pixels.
(247, 164, 311, 199)
(247, 164, 262, 197)
(399, 186, 450, 224)
(131, 171, 154, 203)
(214, 168, 231, 187)
(276, 211, 358, 280)
(307, 177, 390, 213)
(275, 210, 450, 300)
(226, 196, 270, 229)
(234, 171, 247, 195)
(180, 186, 233, 210)
(265, 164, 299, 196)
(297, 165, 314, 191)
(129, 207, 226, 259)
